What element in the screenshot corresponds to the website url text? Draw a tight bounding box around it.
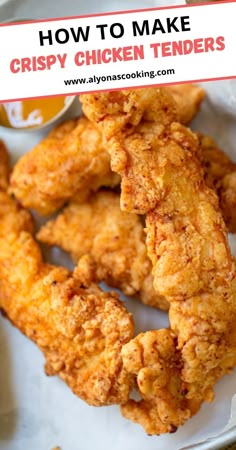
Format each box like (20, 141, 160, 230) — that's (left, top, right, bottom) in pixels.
(64, 68, 175, 86)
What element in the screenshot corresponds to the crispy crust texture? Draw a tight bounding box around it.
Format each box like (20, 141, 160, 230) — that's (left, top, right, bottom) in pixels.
(0, 190, 134, 406)
(80, 88, 236, 434)
(0, 140, 10, 191)
(121, 329, 201, 435)
(1, 84, 236, 435)
(167, 84, 205, 125)
(200, 134, 236, 232)
(37, 190, 168, 311)
(10, 117, 119, 215)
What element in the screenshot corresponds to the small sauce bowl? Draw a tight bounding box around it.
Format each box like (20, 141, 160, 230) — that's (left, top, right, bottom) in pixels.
(0, 17, 75, 131)
(0, 96, 75, 131)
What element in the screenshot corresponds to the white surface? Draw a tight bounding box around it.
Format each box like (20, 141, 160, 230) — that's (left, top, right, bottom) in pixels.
(1, 1, 236, 450)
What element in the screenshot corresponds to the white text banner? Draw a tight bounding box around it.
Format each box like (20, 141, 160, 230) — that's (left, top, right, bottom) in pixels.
(0, 1, 236, 101)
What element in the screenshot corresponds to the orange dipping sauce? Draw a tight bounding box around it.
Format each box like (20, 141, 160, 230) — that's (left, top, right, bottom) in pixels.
(0, 97, 73, 129)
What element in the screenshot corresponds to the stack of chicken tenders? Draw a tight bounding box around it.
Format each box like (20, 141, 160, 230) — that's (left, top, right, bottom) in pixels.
(1, 83, 236, 435)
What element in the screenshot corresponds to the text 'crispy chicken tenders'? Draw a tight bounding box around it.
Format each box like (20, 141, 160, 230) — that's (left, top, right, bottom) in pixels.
(0, 154, 134, 406)
(10, 117, 120, 216)
(80, 88, 236, 434)
(37, 190, 168, 310)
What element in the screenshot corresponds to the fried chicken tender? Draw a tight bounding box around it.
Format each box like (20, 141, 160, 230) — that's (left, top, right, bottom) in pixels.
(220, 172, 236, 233)
(81, 89, 233, 293)
(200, 134, 236, 232)
(10, 117, 120, 216)
(0, 141, 34, 233)
(121, 329, 201, 435)
(0, 140, 10, 191)
(37, 190, 168, 311)
(167, 83, 205, 125)
(80, 88, 236, 433)
(0, 191, 134, 406)
(0, 190, 34, 234)
(7, 83, 214, 221)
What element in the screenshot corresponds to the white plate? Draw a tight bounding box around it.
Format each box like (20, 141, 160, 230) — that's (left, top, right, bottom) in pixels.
(0, 86, 236, 450)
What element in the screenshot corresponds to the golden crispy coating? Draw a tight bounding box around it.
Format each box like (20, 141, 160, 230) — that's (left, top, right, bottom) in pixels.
(0, 140, 10, 191)
(121, 330, 201, 435)
(220, 172, 236, 233)
(37, 190, 168, 311)
(48, 117, 79, 139)
(142, 124, 232, 298)
(167, 84, 205, 125)
(9, 85, 232, 227)
(80, 88, 236, 433)
(81, 90, 233, 294)
(200, 134, 236, 232)
(0, 192, 134, 406)
(9, 89, 178, 217)
(169, 288, 236, 401)
(0, 191, 34, 235)
(80, 89, 178, 141)
(10, 117, 119, 216)
(200, 134, 236, 185)
(0, 142, 34, 234)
